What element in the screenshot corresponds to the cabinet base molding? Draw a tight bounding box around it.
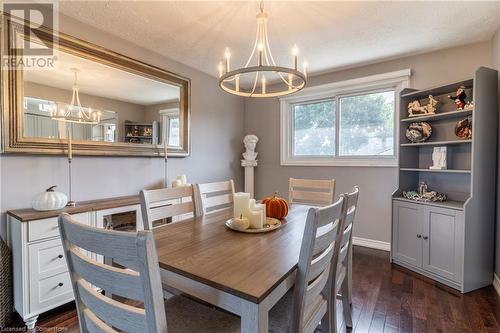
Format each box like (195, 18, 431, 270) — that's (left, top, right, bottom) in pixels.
(352, 237, 390, 252)
(392, 259, 462, 292)
(494, 274, 500, 297)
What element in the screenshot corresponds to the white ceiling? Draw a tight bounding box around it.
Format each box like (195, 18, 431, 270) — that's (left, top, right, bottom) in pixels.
(57, 1, 500, 78)
(24, 46, 180, 105)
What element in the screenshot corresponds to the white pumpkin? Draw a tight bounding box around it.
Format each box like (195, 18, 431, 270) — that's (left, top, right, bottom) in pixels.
(31, 186, 68, 211)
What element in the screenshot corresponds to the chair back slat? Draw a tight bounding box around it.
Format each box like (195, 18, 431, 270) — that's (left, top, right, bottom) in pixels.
(77, 280, 147, 332)
(149, 201, 194, 222)
(140, 186, 196, 230)
(306, 243, 334, 283)
(291, 196, 345, 332)
(83, 308, 113, 333)
(61, 217, 139, 260)
(59, 213, 167, 333)
(313, 224, 338, 255)
(69, 248, 143, 301)
(194, 180, 235, 216)
(289, 178, 335, 207)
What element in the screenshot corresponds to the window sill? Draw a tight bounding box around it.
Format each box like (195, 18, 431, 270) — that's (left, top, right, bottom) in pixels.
(281, 158, 398, 167)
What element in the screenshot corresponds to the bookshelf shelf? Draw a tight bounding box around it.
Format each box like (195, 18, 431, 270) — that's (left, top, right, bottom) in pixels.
(399, 168, 471, 174)
(400, 109, 472, 123)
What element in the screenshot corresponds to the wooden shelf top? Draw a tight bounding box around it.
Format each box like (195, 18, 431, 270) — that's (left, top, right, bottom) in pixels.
(400, 139, 472, 147)
(400, 168, 471, 174)
(7, 195, 140, 222)
(393, 197, 465, 210)
(400, 109, 472, 123)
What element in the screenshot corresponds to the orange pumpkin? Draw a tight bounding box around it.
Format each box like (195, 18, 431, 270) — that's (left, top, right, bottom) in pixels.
(262, 192, 289, 220)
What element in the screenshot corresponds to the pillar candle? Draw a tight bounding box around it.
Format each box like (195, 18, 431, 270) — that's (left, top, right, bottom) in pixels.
(248, 200, 266, 229)
(233, 192, 250, 219)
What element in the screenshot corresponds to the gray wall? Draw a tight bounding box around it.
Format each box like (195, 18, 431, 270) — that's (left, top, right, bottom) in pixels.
(244, 41, 492, 244)
(0, 14, 245, 239)
(493, 28, 500, 278)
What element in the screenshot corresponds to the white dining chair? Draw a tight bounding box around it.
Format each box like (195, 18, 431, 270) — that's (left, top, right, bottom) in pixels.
(289, 178, 336, 207)
(268, 196, 345, 333)
(194, 179, 235, 216)
(342, 186, 359, 309)
(140, 185, 197, 230)
(58, 213, 240, 333)
(332, 186, 359, 331)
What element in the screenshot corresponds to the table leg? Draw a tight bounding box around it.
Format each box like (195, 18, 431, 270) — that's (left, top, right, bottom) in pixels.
(241, 301, 268, 333)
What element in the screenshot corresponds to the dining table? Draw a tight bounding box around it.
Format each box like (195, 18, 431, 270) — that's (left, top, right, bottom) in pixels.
(153, 204, 311, 333)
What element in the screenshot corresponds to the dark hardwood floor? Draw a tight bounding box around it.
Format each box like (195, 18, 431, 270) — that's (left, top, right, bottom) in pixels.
(4, 246, 500, 333)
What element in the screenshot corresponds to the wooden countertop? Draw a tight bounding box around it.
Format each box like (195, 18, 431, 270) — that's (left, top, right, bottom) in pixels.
(7, 195, 140, 222)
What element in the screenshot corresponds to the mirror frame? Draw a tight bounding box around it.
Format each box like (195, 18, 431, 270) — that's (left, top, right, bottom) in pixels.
(1, 14, 191, 157)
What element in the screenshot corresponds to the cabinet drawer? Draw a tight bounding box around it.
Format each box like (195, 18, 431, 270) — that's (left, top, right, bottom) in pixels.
(30, 270, 73, 314)
(28, 213, 90, 242)
(29, 239, 67, 280)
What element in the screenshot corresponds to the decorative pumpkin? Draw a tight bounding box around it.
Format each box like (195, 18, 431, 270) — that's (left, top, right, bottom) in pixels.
(31, 186, 68, 211)
(262, 193, 289, 220)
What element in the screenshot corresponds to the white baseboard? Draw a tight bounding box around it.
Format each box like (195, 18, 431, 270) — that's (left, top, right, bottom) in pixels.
(494, 273, 500, 297)
(352, 236, 391, 252)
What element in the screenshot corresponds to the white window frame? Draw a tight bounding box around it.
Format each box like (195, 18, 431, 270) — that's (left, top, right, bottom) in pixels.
(159, 108, 180, 147)
(280, 69, 410, 167)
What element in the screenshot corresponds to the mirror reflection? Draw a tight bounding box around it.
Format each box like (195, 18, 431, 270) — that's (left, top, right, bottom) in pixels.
(23, 48, 181, 146)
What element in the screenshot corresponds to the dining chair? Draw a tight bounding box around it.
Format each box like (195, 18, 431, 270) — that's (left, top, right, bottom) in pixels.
(194, 179, 235, 216)
(343, 186, 359, 308)
(58, 213, 240, 333)
(140, 185, 197, 230)
(269, 196, 345, 333)
(331, 186, 359, 331)
(289, 178, 336, 207)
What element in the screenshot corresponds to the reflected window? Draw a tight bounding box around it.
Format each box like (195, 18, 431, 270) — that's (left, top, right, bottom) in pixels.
(160, 109, 180, 146)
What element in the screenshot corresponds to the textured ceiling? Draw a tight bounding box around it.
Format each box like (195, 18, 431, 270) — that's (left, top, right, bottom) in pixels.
(25, 47, 180, 105)
(58, 1, 500, 78)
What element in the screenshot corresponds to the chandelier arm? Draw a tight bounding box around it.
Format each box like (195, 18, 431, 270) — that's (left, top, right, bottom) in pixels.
(263, 23, 292, 86)
(249, 71, 259, 97)
(244, 19, 261, 68)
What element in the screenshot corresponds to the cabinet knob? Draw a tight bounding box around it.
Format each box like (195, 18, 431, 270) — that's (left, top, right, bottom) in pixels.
(58, 254, 63, 259)
(416, 234, 422, 238)
(58, 282, 64, 287)
(423, 236, 429, 240)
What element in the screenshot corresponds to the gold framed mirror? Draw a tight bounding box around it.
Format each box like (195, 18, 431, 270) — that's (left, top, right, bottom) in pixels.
(1, 14, 190, 157)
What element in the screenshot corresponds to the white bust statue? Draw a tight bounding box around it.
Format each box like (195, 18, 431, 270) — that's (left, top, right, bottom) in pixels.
(243, 134, 258, 161)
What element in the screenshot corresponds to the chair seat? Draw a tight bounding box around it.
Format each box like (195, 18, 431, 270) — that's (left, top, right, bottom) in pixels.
(165, 295, 240, 333)
(268, 290, 325, 333)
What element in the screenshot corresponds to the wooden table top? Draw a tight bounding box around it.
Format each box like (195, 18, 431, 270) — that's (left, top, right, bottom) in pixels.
(154, 205, 310, 303)
(7, 195, 140, 222)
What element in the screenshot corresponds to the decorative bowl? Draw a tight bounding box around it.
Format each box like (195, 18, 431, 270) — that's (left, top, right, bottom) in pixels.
(406, 122, 432, 143)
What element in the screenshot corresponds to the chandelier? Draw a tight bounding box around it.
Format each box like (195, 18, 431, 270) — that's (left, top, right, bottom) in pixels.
(218, 1, 307, 98)
(51, 68, 101, 124)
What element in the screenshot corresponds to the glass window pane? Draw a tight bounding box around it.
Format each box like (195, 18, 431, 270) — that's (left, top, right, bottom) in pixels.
(339, 91, 395, 156)
(293, 100, 335, 156)
(168, 117, 180, 146)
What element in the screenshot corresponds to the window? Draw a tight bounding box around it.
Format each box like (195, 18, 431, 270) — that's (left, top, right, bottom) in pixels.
(160, 108, 180, 147)
(281, 69, 410, 166)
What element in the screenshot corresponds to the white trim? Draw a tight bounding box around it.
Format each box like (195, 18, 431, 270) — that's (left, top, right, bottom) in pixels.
(280, 69, 410, 167)
(494, 273, 500, 297)
(352, 236, 391, 252)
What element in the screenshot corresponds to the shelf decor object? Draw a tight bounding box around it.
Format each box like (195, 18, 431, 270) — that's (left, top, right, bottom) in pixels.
(31, 186, 68, 211)
(217, 0, 307, 98)
(392, 67, 498, 293)
(405, 122, 432, 143)
(455, 116, 472, 139)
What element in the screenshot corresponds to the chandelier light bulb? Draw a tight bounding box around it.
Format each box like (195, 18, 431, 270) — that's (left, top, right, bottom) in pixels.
(218, 61, 224, 77)
(261, 75, 267, 94)
(292, 45, 299, 56)
(302, 61, 308, 77)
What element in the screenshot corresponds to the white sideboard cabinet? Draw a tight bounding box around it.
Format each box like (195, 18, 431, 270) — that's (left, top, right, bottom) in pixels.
(6, 196, 142, 329)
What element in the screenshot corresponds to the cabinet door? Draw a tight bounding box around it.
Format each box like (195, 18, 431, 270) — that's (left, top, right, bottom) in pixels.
(392, 201, 422, 267)
(422, 206, 463, 282)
